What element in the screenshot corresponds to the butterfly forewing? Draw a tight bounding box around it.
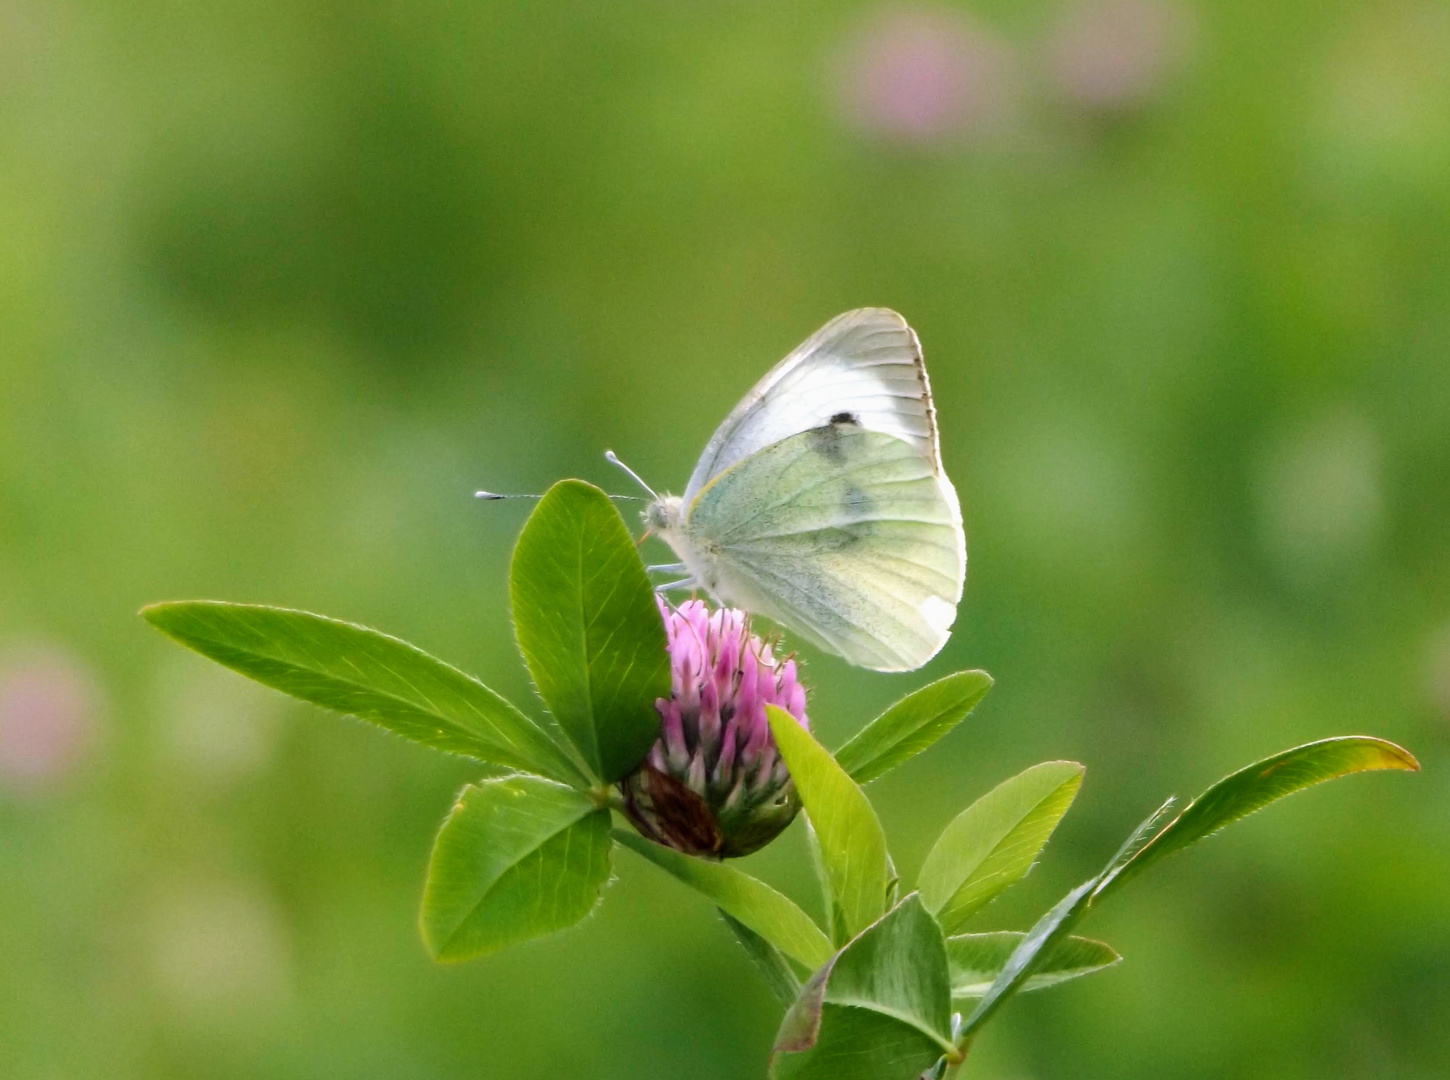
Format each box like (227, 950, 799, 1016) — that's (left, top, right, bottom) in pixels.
(684, 426, 964, 671)
(683, 309, 939, 504)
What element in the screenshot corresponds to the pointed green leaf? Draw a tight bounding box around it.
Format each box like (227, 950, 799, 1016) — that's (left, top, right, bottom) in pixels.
(947, 932, 1119, 1001)
(958, 795, 1180, 1035)
(962, 735, 1419, 1038)
(835, 671, 993, 785)
(720, 910, 802, 1007)
(768, 705, 890, 941)
(1095, 735, 1421, 902)
(959, 875, 1099, 1037)
(421, 775, 612, 961)
(918, 761, 1083, 932)
(615, 829, 832, 969)
(510, 480, 671, 783)
(772, 895, 955, 1080)
(142, 601, 585, 785)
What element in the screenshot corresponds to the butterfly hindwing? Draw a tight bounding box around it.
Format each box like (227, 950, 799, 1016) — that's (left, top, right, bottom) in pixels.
(684, 423, 963, 672)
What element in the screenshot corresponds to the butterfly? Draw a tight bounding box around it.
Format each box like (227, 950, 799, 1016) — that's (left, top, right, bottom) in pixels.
(637, 308, 965, 672)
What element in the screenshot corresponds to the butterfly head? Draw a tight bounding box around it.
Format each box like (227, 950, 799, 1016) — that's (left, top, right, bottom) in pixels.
(643, 495, 683, 534)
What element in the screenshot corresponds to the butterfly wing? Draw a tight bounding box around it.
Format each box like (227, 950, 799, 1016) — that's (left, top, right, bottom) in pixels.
(683, 424, 964, 672)
(683, 308, 940, 505)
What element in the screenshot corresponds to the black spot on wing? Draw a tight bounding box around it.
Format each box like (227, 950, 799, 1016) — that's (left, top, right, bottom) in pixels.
(808, 415, 862, 464)
(808, 423, 846, 463)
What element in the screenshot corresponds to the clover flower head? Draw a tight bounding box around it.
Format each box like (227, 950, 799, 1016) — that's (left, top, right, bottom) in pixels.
(620, 598, 808, 858)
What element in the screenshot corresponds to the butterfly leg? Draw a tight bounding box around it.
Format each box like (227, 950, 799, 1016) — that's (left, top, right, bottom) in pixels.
(646, 563, 688, 575)
(654, 578, 698, 593)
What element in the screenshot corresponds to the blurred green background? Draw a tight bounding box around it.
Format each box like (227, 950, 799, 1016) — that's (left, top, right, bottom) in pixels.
(2, 0, 1448, 1076)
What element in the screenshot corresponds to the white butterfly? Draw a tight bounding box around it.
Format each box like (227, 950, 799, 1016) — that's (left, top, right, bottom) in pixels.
(636, 308, 965, 672)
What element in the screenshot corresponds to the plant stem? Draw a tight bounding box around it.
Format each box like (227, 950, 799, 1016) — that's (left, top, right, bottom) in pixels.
(943, 1036, 973, 1078)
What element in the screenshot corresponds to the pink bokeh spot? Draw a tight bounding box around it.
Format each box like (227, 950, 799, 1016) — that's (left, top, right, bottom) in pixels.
(0, 646, 101, 792)
(1047, 0, 1191, 112)
(837, 6, 1015, 141)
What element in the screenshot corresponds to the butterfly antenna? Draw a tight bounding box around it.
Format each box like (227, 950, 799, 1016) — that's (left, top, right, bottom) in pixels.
(604, 450, 659, 500)
(476, 489, 645, 504)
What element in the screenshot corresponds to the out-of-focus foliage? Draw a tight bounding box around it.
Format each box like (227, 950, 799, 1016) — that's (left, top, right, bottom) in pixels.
(1, 0, 1447, 1077)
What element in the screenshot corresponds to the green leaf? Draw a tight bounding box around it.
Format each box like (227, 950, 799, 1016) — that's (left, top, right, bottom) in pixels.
(918, 761, 1083, 932)
(959, 875, 1099, 1037)
(1095, 735, 1421, 903)
(778, 1001, 947, 1080)
(772, 894, 955, 1080)
(142, 601, 586, 786)
(962, 735, 1419, 1038)
(803, 820, 846, 947)
(947, 932, 1119, 1001)
(420, 775, 612, 961)
(614, 830, 833, 969)
(957, 794, 1176, 1036)
(834, 671, 993, 785)
(720, 910, 802, 1007)
(768, 705, 890, 941)
(510, 479, 672, 783)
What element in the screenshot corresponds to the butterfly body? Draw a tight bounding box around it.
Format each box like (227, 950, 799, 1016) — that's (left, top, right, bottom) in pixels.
(645, 308, 965, 672)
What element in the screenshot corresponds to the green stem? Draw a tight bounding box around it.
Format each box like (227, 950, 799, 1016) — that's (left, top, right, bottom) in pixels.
(921, 1036, 972, 1080)
(943, 1035, 973, 1078)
